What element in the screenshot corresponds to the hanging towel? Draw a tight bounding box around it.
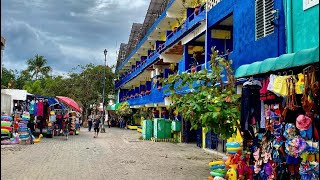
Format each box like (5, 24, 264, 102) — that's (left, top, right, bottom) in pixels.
(29, 101, 35, 115)
(34, 102, 38, 116)
(37, 100, 44, 117)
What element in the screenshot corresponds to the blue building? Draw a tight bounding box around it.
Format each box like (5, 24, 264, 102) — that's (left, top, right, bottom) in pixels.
(114, 0, 286, 149)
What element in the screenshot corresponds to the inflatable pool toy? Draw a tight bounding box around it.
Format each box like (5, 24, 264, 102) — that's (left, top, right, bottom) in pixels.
(1, 126, 12, 131)
(1, 128, 10, 134)
(32, 134, 43, 143)
(226, 164, 237, 180)
(226, 147, 242, 151)
(18, 127, 28, 132)
(213, 177, 225, 180)
(209, 161, 224, 166)
(1, 121, 11, 127)
(1, 116, 13, 121)
(212, 169, 227, 174)
(211, 164, 226, 170)
(227, 151, 237, 154)
(225, 142, 240, 148)
(210, 171, 225, 177)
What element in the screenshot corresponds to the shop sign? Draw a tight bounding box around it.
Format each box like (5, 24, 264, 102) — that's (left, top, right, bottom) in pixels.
(303, 0, 319, 10)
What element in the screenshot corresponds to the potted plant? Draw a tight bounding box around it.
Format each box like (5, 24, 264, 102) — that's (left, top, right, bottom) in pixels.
(190, 60, 198, 73)
(153, 109, 159, 115)
(194, 3, 201, 15)
(161, 108, 168, 115)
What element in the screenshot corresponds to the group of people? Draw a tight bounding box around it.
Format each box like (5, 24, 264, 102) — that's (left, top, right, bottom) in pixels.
(87, 113, 127, 137)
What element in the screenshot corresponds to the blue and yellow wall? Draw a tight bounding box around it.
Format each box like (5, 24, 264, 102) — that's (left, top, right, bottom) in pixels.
(114, 0, 290, 150)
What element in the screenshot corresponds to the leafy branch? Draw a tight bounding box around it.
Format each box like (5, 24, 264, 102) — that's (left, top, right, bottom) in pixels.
(163, 47, 240, 139)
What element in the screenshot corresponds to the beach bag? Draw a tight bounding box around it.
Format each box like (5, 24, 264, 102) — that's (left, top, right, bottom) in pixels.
(302, 66, 317, 113)
(282, 76, 300, 123)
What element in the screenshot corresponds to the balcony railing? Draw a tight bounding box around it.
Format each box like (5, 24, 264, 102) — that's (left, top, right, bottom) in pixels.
(115, 46, 166, 89)
(122, 87, 165, 106)
(160, 3, 207, 53)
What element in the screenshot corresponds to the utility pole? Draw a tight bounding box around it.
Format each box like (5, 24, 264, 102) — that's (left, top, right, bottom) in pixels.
(101, 49, 107, 133)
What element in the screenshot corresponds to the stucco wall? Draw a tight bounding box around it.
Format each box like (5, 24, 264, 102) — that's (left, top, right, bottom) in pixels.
(292, 1, 319, 52)
(207, 0, 286, 70)
(232, 0, 286, 69)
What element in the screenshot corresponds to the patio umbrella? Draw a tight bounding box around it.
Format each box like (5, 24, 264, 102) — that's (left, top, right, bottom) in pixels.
(56, 96, 82, 112)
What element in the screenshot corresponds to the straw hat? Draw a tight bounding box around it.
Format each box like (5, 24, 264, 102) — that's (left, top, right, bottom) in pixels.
(296, 115, 312, 130)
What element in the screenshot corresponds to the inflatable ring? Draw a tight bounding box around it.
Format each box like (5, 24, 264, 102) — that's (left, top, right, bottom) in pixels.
(226, 147, 242, 151)
(212, 169, 227, 174)
(226, 142, 240, 148)
(1, 122, 11, 127)
(1, 129, 10, 134)
(18, 128, 28, 132)
(1, 116, 13, 121)
(209, 161, 224, 166)
(227, 151, 237, 154)
(211, 164, 226, 170)
(210, 171, 225, 177)
(1, 126, 12, 131)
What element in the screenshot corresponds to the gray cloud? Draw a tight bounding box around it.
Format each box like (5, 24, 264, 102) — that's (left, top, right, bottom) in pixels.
(1, 0, 149, 75)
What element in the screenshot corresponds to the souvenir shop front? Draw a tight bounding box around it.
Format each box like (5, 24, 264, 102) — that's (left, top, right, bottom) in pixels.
(234, 51, 319, 179)
(207, 48, 319, 180)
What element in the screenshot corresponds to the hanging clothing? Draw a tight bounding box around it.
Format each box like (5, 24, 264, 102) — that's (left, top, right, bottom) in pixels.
(34, 101, 38, 116)
(272, 75, 290, 97)
(37, 100, 44, 117)
(29, 100, 35, 115)
(240, 81, 261, 137)
(260, 77, 276, 101)
(43, 101, 49, 118)
(295, 73, 305, 94)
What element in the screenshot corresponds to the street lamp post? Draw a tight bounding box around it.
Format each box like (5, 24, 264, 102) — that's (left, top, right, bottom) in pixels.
(101, 49, 107, 133)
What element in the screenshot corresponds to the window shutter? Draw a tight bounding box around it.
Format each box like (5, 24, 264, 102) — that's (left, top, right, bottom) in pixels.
(255, 0, 274, 40)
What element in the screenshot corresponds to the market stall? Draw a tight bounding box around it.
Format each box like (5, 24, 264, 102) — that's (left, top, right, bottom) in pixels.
(207, 47, 319, 180)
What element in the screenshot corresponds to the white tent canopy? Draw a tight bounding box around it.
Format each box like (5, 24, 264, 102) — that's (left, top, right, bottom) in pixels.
(1, 89, 31, 101)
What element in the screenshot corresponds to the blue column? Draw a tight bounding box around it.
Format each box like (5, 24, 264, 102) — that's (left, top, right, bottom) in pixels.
(205, 29, 212, 70)
(183, 44, 189, 71)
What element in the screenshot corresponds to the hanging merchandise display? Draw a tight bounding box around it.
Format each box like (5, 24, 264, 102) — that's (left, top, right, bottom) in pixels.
(18, 112, 33, 144)
(1, 114, 13, 145)
(207, 64, 319, 180)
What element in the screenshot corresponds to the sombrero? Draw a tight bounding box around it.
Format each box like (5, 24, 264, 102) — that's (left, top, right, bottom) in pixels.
(296, 115, 312, 130)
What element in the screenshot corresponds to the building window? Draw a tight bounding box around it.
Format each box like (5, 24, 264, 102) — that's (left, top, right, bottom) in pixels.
(255, 0, 274, 40)
(121, 51, 126, 60)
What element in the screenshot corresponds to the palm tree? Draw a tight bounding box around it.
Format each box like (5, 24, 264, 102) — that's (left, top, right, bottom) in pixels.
(27, 54, 52, 80)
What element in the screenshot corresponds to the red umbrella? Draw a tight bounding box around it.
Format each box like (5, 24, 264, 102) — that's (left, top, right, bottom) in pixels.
(56, 96, 82, 112)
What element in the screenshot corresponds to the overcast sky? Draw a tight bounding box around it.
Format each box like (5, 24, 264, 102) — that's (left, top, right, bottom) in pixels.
(1, 0, 149, 76)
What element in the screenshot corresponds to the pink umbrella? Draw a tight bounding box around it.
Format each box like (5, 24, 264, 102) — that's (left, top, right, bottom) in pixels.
(56, 96, 82, 112)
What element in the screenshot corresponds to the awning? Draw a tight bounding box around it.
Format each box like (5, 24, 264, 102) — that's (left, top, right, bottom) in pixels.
(235, 46, 319, 78)
(106, 103, 121, 111)
(106, 105, 115, 110)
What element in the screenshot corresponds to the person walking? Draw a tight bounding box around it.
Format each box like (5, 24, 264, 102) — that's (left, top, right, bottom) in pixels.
(88, 113, 93, 132)
(93, 115, 101, 138)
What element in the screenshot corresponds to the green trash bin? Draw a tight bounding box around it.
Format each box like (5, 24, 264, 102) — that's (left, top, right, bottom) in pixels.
(164, 120, 172, 138)
(171, 121, 181, 131)
(154, 118, 165, 139)
(142, 120, 153, 139)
